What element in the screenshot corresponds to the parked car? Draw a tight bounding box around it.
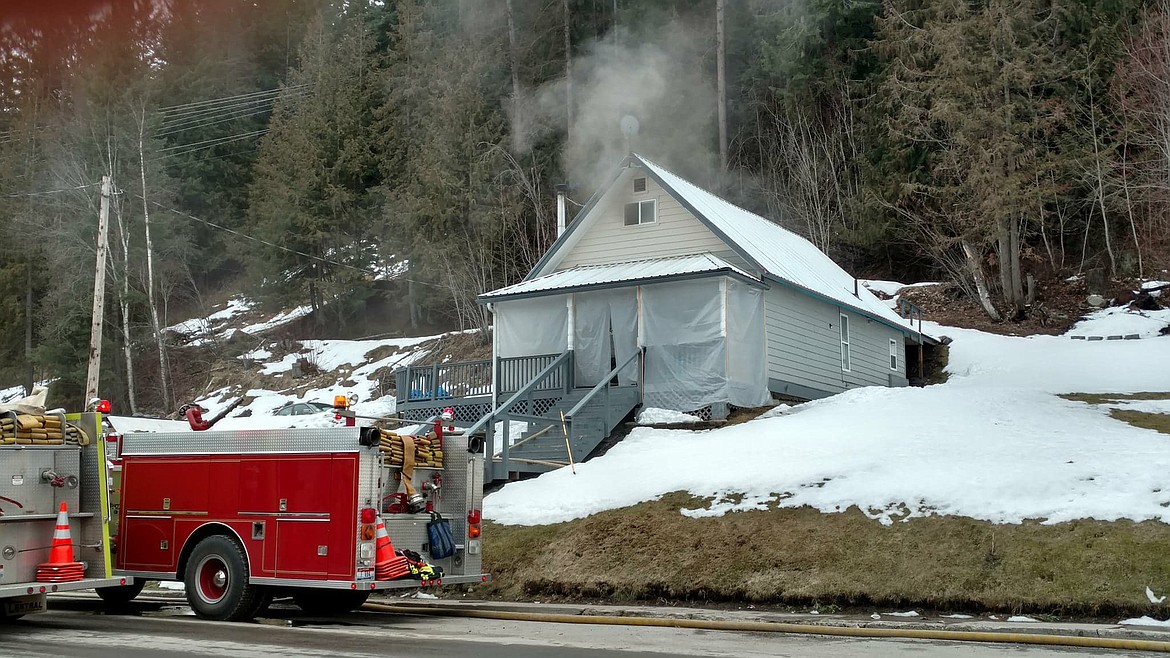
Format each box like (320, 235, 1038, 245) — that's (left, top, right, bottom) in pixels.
(273, 401, 334, 416)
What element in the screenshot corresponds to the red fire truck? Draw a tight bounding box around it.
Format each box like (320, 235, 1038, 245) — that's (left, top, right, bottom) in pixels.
(3, 406, 487, 622)
(109, 419, 487, 621)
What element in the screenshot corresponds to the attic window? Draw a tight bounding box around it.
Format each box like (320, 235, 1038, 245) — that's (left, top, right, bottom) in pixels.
(624, 199, 656, 226)
(633, 177, 647, 193)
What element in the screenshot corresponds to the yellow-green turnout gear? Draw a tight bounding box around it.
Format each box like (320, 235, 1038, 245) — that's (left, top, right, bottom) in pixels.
(398, 549, 444, 580)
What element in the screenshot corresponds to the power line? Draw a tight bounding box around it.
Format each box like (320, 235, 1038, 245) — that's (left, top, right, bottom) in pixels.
(151, 131, 269, 161)
(139, 198, 443, 290)
(157, 85, 309, 114)
(157, 89, 308, 127)
(156, 128, 269, 153)
(140, 198, 377, 275)
(3, 182, 100, 198)
(156, 105, 291, 138)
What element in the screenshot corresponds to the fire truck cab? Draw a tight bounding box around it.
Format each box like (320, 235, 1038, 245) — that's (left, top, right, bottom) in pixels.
(113, 421, 487, 621)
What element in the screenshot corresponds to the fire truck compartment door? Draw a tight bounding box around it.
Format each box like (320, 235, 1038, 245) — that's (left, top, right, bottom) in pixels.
(121, 516, 175, 570)
(273, 457, 335, 577)
(275, 519, 331, 577)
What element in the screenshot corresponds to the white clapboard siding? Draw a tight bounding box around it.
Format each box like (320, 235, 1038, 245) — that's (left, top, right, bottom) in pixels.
(557, 174, 741, 271)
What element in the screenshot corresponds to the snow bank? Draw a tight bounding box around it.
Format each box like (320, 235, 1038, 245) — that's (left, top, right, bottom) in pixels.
(637, 408, 702, 424)
(861, 280, 940, 297)
(1120, 616, 1170, 628)
(935, 321, 1169, 394)
(241, 305, 312, 335)
(1065, 307, 1170, 340)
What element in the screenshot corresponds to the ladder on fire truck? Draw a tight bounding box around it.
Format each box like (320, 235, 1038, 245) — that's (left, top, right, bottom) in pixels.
(394, 350, 642, 482)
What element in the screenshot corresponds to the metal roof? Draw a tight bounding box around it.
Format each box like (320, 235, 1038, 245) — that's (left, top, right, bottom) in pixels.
(479, 254, 756, 301)
(634, 155, 919, 335)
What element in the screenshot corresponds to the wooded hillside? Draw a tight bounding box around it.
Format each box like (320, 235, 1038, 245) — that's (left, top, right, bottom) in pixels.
(1, 0, 1166, 412)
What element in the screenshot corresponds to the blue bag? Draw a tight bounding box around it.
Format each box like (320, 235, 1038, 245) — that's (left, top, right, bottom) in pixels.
(427, 512, 455, 560)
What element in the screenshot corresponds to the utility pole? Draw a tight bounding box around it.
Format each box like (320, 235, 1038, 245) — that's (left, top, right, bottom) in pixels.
(563, 0, 573, 144)
(716, 0, 728, 172)
(84, 175, 111, 406)
(24, 261, 33, 395)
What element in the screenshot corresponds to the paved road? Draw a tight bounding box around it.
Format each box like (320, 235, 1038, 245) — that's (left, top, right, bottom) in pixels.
(0, 601, 1149, 657)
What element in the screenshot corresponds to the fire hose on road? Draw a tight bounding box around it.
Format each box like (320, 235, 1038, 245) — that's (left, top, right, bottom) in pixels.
(361, 603, 1170, 654)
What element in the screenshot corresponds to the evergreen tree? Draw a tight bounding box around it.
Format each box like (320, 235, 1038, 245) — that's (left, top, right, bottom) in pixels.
(869, 0, 1073, 318)
(248, 2, 388, 328)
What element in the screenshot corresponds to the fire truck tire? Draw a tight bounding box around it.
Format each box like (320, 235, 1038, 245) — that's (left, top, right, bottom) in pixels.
(292, 589, 371, 614)
(184, 535, 262, 621)
(96, 580, 146, 605)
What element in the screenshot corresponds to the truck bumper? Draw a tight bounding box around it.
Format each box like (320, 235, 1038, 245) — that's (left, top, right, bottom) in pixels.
(1, 577, 133, 615)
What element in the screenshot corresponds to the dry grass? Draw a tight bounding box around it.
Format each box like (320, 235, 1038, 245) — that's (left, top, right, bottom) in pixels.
(1109, 409, 1170, 434)
(481, 494, 1170, 617)
(1061, 392, 1170, 404)
(1061, 392, 1170, 436)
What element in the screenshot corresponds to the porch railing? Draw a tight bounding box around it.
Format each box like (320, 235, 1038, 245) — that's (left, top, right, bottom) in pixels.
(497, 353, 567, 394)
(463, 351, 573, 439)
(394, 359, 492, 404)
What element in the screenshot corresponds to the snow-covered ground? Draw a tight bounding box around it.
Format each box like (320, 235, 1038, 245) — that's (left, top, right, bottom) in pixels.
(485, 301, 1170, 527)
(861, 279, 940, 297)
(120, 296, 459, 429)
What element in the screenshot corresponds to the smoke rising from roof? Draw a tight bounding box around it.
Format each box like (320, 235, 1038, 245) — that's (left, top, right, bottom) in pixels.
(511, 15, 720, 194)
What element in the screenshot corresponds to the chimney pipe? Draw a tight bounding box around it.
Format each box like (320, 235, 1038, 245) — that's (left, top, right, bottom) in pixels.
(555, 183, 569, 238)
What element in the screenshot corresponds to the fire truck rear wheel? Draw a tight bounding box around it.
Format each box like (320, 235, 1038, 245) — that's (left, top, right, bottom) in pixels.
(292, 589, 371, 614)
(184, 535, 261, 621)
(96, 580, 146, 605)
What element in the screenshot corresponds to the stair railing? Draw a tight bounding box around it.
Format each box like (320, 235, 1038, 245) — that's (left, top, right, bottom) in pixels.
(464, 350, 573, 476)
(564, 349, 643, 432)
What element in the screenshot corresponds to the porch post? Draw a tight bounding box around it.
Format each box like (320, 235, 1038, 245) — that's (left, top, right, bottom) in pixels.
(501, 417, 510, 477)
(491, 309, 499, 410)
(566, 295, 575, 391)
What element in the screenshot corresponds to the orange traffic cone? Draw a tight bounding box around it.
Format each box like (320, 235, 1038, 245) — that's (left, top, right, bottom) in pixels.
(374, 515, 410, 581)
(36, 502, 85, 583)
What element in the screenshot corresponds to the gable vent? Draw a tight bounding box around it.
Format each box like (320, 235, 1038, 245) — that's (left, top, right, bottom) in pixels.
(633, 177, 647, 193)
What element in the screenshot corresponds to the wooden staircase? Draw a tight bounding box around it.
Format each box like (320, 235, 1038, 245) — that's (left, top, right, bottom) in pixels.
(501, 385, 640, 471)
(395, 349, 643, 483)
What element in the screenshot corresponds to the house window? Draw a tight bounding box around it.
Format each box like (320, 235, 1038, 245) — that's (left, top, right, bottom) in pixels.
(633, 177, 647, 193)
(840, 313, 851, 372)
(889, 338, 898, 370)
(624, 199, 656, 226)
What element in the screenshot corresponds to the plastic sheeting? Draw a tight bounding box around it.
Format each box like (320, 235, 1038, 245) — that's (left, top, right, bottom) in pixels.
(640, 278, 767, 411)
(492, 277, 768, 412)
(725, 280, 770, 408)
(572, 289, 638, 386)
(494, 296, 567, 358)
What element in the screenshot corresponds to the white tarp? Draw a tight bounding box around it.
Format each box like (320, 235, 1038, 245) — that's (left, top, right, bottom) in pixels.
(640, 278, 768, 411)
(572, 289, 638, 386)
(493, 278, 768, 413)
(640, 279, 727, 411)
(494, 296, 567, 358)
(725, 280, 770, 408)
(493, 296, 568, 392)
(0, 386, 48, 415)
